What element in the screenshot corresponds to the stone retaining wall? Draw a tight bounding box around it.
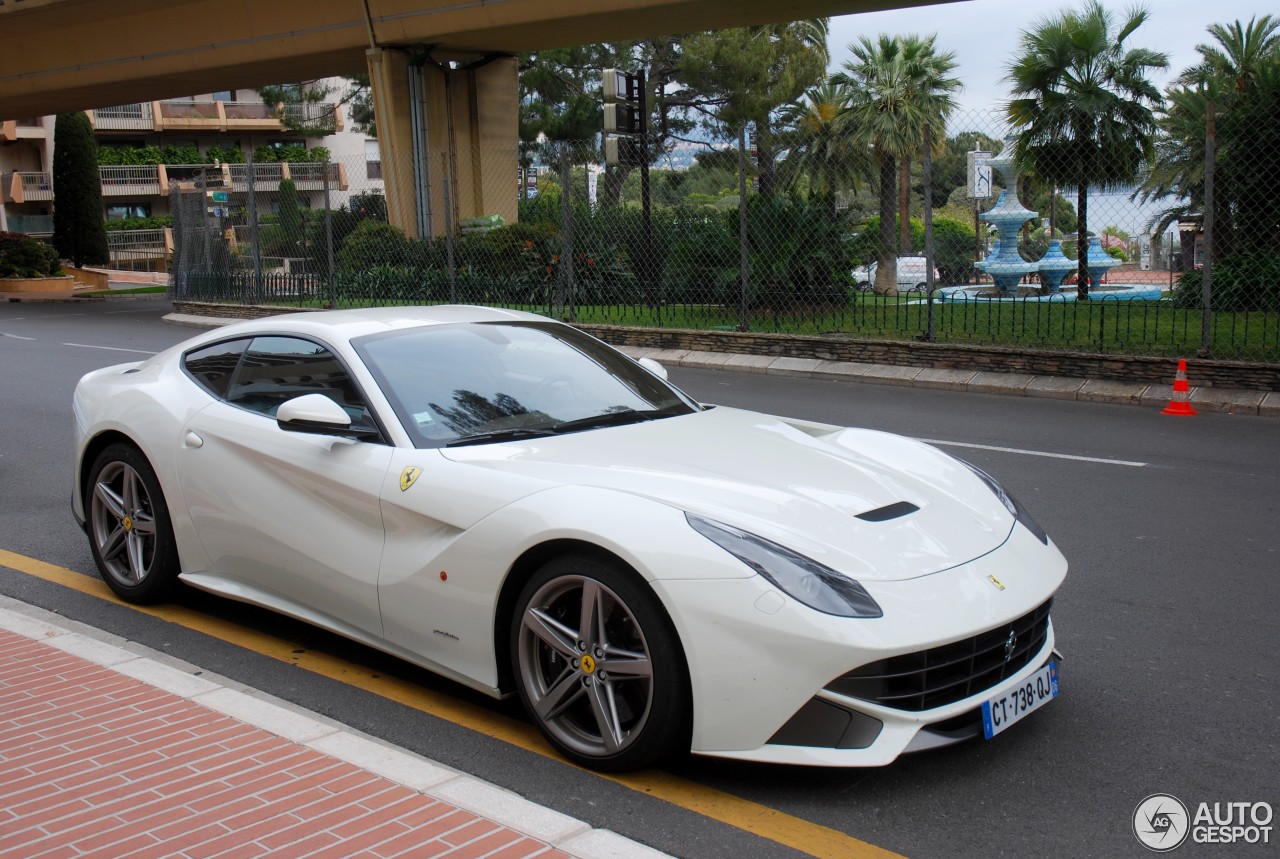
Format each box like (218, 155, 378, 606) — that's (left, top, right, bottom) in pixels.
(171, 300, 1280, 392)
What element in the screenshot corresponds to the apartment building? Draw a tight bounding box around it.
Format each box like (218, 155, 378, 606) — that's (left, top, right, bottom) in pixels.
(1, 85, 381, 271)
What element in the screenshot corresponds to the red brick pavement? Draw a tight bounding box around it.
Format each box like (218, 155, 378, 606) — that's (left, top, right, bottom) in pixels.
(0, 629, 569, 859)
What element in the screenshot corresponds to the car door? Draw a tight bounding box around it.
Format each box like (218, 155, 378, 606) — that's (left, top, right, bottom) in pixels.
(176, 335, 393, 636)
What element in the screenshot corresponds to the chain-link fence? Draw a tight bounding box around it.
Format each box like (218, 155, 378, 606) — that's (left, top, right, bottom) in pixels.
(170, 102, 1280, 362)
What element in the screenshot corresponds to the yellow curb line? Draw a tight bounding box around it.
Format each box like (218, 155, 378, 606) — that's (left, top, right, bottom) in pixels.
(0, 547, 904, 859)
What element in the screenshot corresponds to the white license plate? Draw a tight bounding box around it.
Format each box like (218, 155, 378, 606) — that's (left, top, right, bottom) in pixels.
(982, 661, 1059, 739)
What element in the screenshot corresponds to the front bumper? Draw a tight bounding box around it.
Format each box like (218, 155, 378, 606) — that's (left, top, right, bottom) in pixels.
(652, 521, 1067, 767)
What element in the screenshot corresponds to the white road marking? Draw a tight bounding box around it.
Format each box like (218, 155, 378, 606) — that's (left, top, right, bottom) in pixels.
(919, 438, 1148, 468)
(62, 342, 158, 355)
(2, 333, 36, 340)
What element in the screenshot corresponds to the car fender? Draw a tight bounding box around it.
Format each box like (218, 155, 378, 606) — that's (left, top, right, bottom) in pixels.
(378, 483, 754, 691)
(74, 362, 213, 574)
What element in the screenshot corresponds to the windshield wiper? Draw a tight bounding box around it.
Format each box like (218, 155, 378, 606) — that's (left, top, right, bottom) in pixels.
(550, 406, 683, 435)
(445, 427, 555, 447)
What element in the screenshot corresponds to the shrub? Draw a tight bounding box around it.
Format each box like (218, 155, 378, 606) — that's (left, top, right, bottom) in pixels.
(932, 216, 978, 284)
(484, 222, 561, 277)
(846, 215, 925, 267)
(336, 220, 414, 271)
(104, 215, 173, 231)
(1171, 255, 1280, 312)
(0, 232, 63, 278)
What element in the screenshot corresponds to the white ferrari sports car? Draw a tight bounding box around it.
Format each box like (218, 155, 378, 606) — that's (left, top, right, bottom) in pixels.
(73, 306, 1067, 771)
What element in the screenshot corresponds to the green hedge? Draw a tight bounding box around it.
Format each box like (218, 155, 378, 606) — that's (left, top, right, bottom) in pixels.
(0, 232, 62, 278)
(1172, 255, 1280, 312)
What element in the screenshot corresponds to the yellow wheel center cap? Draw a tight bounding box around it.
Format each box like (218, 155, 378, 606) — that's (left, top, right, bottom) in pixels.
(580, 654, 596, 675)
(122, 516, 133, 532)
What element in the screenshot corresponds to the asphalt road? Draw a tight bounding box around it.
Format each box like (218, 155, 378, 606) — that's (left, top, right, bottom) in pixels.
(1, 299, 1276, 859)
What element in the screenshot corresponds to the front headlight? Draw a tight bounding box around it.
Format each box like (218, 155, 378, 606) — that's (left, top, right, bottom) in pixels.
(686, 514, 882, 618)
(959, 460, 1049, 545)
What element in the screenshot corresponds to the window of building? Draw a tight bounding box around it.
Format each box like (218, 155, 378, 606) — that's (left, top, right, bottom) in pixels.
(212, 91, 236, 102)
(105, 205, 151, 221)
(365, 140, 382, 180)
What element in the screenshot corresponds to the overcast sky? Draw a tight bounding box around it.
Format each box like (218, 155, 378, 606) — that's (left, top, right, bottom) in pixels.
(828, 0, 1267, 114)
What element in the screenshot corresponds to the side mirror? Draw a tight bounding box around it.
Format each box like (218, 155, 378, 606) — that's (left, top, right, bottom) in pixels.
(276, 393, 379, 441)
(637, 356, 668, 380)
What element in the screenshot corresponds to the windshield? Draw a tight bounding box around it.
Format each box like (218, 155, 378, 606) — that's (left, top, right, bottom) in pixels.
(354, 321, 699, 448)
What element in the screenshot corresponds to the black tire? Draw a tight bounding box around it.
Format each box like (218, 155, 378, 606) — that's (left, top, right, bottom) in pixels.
(85, 443, 180, 603)
(511, 553, 691, 772)
(912, 282, 928, 293)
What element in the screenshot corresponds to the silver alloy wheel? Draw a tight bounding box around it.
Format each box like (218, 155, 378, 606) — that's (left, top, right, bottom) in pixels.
(90, 461, 159, 587)
(517, 575, 654, 759)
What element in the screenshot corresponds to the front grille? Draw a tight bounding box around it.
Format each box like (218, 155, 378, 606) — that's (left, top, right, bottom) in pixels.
(826, 599, 1053, 712)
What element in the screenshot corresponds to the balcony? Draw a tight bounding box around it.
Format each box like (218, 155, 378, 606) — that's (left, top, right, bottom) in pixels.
(228, 162, 348, 193)
(228, 162, 285, 192)
(100, 165, 162, 196)
(107, 228, 172, 262)
(6, 172, 53, 203)
(91, 103, 155, 132)
(280, 102, 344, 133)
(5, 213, 54, 236)
(2, 118, 46, 142)
(287, 162, 347, 192)
(132, 100, 343, 133)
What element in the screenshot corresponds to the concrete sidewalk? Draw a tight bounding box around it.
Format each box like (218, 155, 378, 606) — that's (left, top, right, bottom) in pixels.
(0, 597, 668, 859)
(161, 311, 1280, 417)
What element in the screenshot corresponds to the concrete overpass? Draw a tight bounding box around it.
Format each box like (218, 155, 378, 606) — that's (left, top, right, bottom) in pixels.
(1, 0, 953, 237)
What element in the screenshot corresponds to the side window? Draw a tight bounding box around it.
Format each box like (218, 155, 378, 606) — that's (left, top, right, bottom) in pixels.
(225, 336, 373, 426)
(183, 338, 250, 399)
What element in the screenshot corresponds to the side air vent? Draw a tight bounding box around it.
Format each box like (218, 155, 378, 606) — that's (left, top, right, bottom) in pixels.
(856, 501, 919, 522)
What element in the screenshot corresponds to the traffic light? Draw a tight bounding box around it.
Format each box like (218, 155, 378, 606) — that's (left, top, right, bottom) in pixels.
(605, 136, 643, 167)
(602, 67, 645, 150)
(604, 103, 643, 135)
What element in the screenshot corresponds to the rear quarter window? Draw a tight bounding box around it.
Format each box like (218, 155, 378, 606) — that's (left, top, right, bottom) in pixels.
(182, 338, 251, 399)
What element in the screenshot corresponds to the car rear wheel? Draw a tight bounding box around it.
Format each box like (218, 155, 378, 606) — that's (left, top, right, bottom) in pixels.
(86, 444, 180, 603)
(512, 554, 689, 771)
(912, 282, 928, 293)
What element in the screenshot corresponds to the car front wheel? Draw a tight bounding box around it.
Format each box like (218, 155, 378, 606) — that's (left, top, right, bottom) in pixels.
(512, 554, 690, 771)
(86, 443, 180, 603)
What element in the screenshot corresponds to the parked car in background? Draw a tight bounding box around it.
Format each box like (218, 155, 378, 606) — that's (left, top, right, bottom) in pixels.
(854, 256, 940, 293)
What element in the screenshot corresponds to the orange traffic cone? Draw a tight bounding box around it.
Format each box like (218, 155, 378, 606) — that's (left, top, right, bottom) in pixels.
(1162, 359, 1197, 416)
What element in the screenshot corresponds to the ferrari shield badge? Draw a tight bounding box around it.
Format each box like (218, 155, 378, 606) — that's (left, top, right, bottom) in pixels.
(399, 466, 422, 492)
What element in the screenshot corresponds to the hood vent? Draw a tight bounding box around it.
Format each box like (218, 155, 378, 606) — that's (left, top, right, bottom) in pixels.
(856, 501, 919, 522)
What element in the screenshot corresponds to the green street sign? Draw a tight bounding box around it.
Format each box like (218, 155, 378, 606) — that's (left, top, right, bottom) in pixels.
(208, 190, 229, 203)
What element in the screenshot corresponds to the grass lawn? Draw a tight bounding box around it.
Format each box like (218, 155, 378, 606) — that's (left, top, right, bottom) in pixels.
(186, 285, 1279, 362)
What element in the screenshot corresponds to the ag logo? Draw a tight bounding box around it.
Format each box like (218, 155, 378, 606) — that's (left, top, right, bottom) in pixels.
(399, 466, 422, 492)
(1134, 793, 1190, 852)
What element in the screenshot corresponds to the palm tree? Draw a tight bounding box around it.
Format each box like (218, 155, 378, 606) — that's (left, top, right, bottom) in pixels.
(1178, 15, 1278, 91)
(1007, 1, 1168, 299)
(835, 34, 960, 294)
(775, 81, 871, 217)
(1136, 16, 1280, 263)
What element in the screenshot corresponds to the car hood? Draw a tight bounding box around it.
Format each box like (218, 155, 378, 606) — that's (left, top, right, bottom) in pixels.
(440, 406, 1013, 581)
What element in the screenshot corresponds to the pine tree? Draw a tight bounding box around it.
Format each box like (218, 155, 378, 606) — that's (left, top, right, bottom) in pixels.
(52, 112, 109, 268)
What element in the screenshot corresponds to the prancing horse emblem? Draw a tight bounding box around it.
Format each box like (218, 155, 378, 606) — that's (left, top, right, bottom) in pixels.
(1003, 630, 1018, 662)
(399, 466, 422, 492)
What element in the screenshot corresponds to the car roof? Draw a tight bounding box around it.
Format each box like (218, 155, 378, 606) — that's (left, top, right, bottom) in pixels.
(186, 305, 554, 345)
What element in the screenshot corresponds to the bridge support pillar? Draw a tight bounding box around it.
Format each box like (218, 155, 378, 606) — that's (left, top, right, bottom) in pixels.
(366, 48, 518, 238)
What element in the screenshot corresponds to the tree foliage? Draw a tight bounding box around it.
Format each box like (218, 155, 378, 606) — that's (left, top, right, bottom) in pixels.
(53, 112, 109, 268)
(1136, 15, 1280, 261)
(834, 34, 960, 293)
(1007, 1, 1167, 298)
